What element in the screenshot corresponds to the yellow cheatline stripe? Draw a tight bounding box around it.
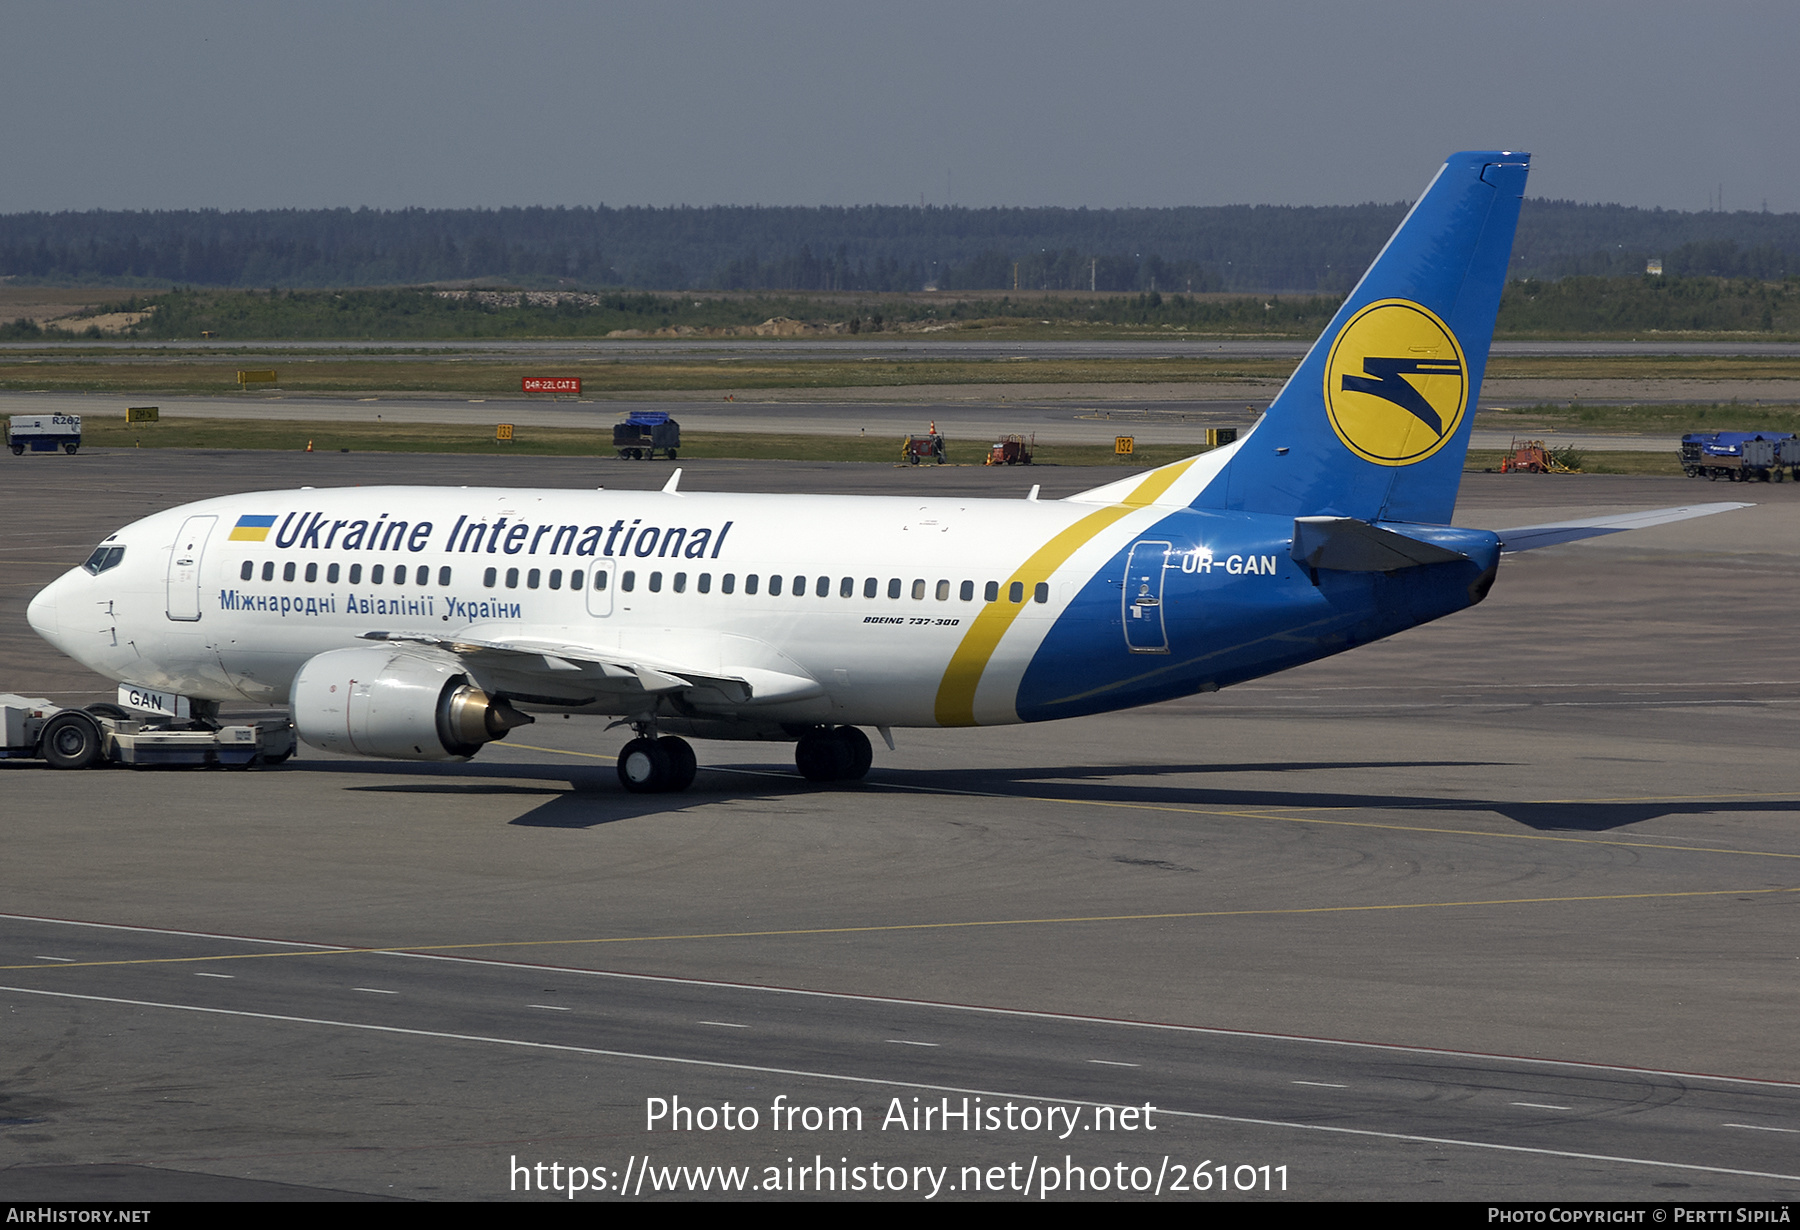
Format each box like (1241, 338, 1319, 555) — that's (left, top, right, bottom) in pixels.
(932, 457, 1198, 728)
(5, 886, 1793, 974)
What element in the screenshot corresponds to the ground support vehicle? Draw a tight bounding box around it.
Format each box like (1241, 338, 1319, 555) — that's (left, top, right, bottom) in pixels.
(1680, 432, 1798, 482)
(613, 412, 680, 460)
(7, 415, 82, 455)
(903, 432, 946, 464)
(985, 434, 1035, 466)
(1499, 438, 1577, 473)
(0, 693, 295, 769)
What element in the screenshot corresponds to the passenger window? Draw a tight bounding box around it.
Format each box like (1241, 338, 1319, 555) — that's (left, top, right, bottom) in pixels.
(839, 577, 853, 598)
(284, 562, 297, 582)
(1034, 582, 1049, 603)
(351, 564, 363, 584)
(984, 580, 999, 602)
(393, 565, 406, 585)
(745, 574, 759, 595)
(649, 571, 663, 592)
(697, 573, 710, 594)
(527, 568, 540, 589)
(263, 561, 275, 582)
(240, 561, 253, 581)
(768, 575, 782, 596)
(621, 571, 635, 592)
(371, 564, 384, 584)
(959, 580, 973, 601)
(549, 569, 562, 590)
(505, 567, 519, 588)
(305, 562, 318, 583)
(816, 576, 830, 598)
(796, 575, 808, 596)
(863, 577, 877, 598)
(888, 578, 902, 599)
(911, 579, 925, 600)
(482, 567, 495, 587)
(571, 570, 585, 590)
(438, 566, 451, 586)
(328, 563, 341, 584)
(1009, 581, 1024, 603)
(721, 573, 734, 594)
(674, 572, 687, 593)
(935, 580, 949, 601)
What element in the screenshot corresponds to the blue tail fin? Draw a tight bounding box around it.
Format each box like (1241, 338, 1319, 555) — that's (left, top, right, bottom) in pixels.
(1196, 150, 1529, 524)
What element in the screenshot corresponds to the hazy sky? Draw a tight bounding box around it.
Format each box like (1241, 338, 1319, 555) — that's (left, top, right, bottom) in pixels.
(6, 2, 1796, 214)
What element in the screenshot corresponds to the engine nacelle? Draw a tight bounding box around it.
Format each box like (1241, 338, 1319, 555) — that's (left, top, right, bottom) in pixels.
(291, 646, 532, 760)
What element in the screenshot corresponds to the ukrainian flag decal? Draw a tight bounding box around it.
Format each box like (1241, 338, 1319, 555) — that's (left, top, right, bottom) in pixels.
(228, 514, 277, 542)
(1324, 299, 1468, 466)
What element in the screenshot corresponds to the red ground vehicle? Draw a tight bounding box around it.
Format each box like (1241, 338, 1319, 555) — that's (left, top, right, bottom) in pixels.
(902, 432, 946, 464)
(985, 434, 1035, 466)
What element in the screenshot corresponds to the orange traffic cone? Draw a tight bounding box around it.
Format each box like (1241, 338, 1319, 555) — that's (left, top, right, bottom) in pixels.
(306, 439, 313, 452)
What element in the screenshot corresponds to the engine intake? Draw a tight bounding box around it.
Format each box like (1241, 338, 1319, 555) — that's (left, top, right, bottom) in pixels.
(291, 647, 532, 760)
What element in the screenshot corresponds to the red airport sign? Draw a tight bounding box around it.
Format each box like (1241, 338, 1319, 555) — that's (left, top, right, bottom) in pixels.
(522, 377, 581, 394)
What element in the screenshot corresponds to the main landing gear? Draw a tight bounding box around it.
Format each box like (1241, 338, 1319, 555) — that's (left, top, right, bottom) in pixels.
(615, 724, 875, 793)
(616, 734, 698, 794)
(794, 725, 873, 783)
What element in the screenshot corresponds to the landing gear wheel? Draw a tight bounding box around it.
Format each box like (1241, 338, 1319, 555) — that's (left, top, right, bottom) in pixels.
(617, 737, 671, 793)
(41, 712, 105, 770)
(794, 726, 872, 783)
(656, 736, 697, 791)
(833, 726, 872, 779)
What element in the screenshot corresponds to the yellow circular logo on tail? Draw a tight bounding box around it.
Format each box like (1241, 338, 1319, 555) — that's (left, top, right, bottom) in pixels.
(1323, 299, 1467, 466)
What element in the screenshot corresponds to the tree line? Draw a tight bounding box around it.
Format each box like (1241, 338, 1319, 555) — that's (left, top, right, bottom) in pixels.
(2, 200, 1797, 292)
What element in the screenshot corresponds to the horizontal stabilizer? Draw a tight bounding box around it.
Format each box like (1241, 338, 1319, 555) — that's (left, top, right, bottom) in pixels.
(1292, 516, 1472, 572)
(1497, 502, 1751, 553)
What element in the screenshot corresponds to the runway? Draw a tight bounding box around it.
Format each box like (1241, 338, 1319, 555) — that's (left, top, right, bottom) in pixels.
(2, 449, 1798, 1200)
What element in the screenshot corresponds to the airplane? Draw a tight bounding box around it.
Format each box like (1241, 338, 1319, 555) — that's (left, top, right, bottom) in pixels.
(24, 150, 1746, 792)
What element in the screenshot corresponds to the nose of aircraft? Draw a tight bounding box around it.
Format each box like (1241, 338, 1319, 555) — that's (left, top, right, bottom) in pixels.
(27, 572, 69, 654)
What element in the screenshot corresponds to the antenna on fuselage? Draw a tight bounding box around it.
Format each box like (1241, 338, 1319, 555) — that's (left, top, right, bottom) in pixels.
(662, 468, 683, 495)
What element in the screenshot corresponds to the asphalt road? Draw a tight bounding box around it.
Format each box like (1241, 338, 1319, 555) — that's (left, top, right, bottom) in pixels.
(2, 449, 1797, 1201)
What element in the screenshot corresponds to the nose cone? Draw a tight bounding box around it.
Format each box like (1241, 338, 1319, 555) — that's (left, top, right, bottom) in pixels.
(27, 572, 70, 654)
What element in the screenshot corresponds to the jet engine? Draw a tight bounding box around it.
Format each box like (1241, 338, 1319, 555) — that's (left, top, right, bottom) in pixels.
(291, 646, 532, 760)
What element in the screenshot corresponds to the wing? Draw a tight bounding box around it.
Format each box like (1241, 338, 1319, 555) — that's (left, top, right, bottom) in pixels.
(1494, 501, 1751, 554)
(358, 629, 825, 712)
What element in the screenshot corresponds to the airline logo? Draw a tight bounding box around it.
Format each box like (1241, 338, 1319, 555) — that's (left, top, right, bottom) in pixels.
(228, 514, 278, 542)
(1323, 299, 1467, 466)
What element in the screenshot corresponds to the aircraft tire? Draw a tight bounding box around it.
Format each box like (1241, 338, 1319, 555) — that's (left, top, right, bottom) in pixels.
(617, 737, 672, 793)
(41, 712, 105, 770)
(656, 736, 697, 791)
(832, 726, 873, 779)
(795, 727, 851, 782)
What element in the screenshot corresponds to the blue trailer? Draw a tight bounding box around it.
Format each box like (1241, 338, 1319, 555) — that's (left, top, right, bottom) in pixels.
(1679, 431, 1799, 482)
(6, 414, 82, 455)
(613, 412, 680, 461)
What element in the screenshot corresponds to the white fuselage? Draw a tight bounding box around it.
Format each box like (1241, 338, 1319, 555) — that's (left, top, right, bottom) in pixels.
(28, 481, 1216, 730)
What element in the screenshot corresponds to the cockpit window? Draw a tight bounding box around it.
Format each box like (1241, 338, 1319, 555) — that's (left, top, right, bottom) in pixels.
(83, 546, 126, 576)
